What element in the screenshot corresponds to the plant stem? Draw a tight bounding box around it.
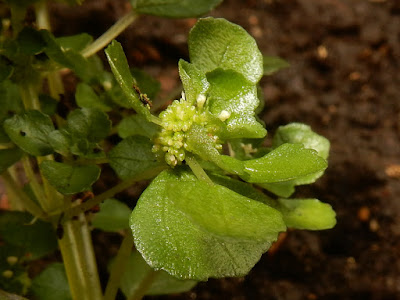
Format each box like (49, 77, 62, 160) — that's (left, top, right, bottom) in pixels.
(81, 11, 138, 58)
(104, 232, 134, 300)
(1, 170, 44, 218)
(129, 270, 159, 300)
(58, 214, 103, 300)
(68, 165, 166, 217)
(35, 1, 51, 30)
(186, 155, 213, 185)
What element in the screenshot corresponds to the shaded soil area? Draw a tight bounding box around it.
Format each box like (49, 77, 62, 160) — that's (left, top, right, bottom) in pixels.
(48, 0, 400, 299)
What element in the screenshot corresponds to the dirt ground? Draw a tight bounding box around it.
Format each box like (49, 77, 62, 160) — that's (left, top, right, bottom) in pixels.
(31, 0, 400, 299)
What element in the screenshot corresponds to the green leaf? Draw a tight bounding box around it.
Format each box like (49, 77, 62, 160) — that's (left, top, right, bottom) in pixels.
(206, 69, 266, 139)
(56, 33, 93, 52)
(31, 263, 72, 300)
(242, 143, 328, 183)
(178, 60, 209, 105)
(258, 182, 295, 198)
(189, 18, 263, 84)
(130, 169, 285, 280)
(120, 251, 197, 297)
(16, 27, 46, 55)
(3, 110, 55, 156)
(277, 198, 336, 230)
(40, 161, 100, 195)
(117, 114, 159, 139)
(0, 211, 58, 259)
(65, 107, 111, 142)
(38, 94, 58, 116)
(272, 123, 330, 159)
(105, 41, 153, 121)
(0, 148, 23, 174)
(91, 199, 131, 232)
(109, 136, 163, 180)
(263, 55, 290, 76)
(75, 82, 112, 112)
(0, 80, 23, 143)
(130, 0, 222, 18)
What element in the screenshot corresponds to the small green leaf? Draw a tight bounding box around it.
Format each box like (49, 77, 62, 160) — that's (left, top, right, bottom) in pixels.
(178, 60, 209, 105)
(16, 27, 46, 55)
(131, 0, 222, 18)
(109, 136, 163, 180)
(0, 56, 14, 82)
(263, 56, 290, 75)
(91, 199, 131, 232)
(39, 94, 58, 116)
(277, 198, 336, 230)
(4, 110, 55, 156)
(31, 263, 72, 300)
(120, 251, 197, 298)
(0, 80, 23, 143)
(242, 143, 328, 183)
(65, 107, 111, 143)
(206, 69, 266, 139)
(105, 41, 153, 121)
(117, 114, 159, 139)
(0, 148, 23, 174)
(0, 211, 58, 259)
(189, 18, 263, 84)
(40, 161, 100, 195)
(75, 82, 112, 112)
(258, 182, 295, 198)
(131, 169, 285, 280)
(56, 33, 93, 52)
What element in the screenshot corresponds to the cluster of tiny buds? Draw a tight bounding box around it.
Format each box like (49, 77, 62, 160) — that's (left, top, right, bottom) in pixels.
(153, 92, 227, 167)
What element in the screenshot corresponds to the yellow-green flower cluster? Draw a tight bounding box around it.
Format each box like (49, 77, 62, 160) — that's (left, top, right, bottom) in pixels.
(153, 95, 222, 166)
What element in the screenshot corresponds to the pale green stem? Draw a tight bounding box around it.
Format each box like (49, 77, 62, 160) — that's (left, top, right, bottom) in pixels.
(129, 270, 159, 300)
(19, 84, 40, 110)
(58, 215, 103, 300)
(104, 232, 134, 300)
(68, 165, 166, 217)
(0, 143, 15, 150)
(81, 11, 138, 58)
(185, 155, 214, 185)
(35, 1, 51, 30)
(1, 170, 44, 218)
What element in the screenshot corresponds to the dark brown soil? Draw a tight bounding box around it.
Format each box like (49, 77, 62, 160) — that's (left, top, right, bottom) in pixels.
(48, 0, 400, 299)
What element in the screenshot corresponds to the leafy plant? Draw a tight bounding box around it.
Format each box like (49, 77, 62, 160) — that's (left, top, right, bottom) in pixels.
(0, 0, 335, 299)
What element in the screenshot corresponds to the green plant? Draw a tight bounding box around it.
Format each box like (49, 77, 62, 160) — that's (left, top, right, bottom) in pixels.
(0, 0, 336, 299)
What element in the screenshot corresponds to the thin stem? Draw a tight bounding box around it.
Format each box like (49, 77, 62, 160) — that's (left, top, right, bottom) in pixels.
(58, 214, 103, 300)
(1, 170, 45, 218)
(129, 270, 159, 300)
(35, 1, 51, 30)
(68, 166, 166, 217)
(104, 232, 134, 300)
(81, 11, 138, 58)
(185, 155, 213, 185)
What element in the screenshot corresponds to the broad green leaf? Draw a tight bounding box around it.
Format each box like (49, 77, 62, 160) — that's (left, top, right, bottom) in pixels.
(0, 211, 58, 259)
(258, 182, 295, 198)
(277, 198, 336, 230)
(40, 161, 100, 195)
(91, 199, 131, 232)
(263, 56, 290, 75)
(131, 169, 285, 280)
(109, 136, 163, 180)
(0, 56, 14, 82)
(242, 143, 328, 183)
(131, 0, 222, 18)
(206, 69, 266, 139)
(56, 33, 93, 52)
(105, 41, 153, 121)
(131, 68, 161, 100)
(0, 148, 23, 174)
(272, 123, 330, 159)
(178, 60, 209, 105)
(189, 18, 263, 84)
(75, 82, 112, 112)
(3, 110, 55, 156)
(118, 114, 159, 139)
(16, 27, 46, 55)
(65, 107, 111, 142)
(31, 263, 72, 300)
(120, 251, 197, 297)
